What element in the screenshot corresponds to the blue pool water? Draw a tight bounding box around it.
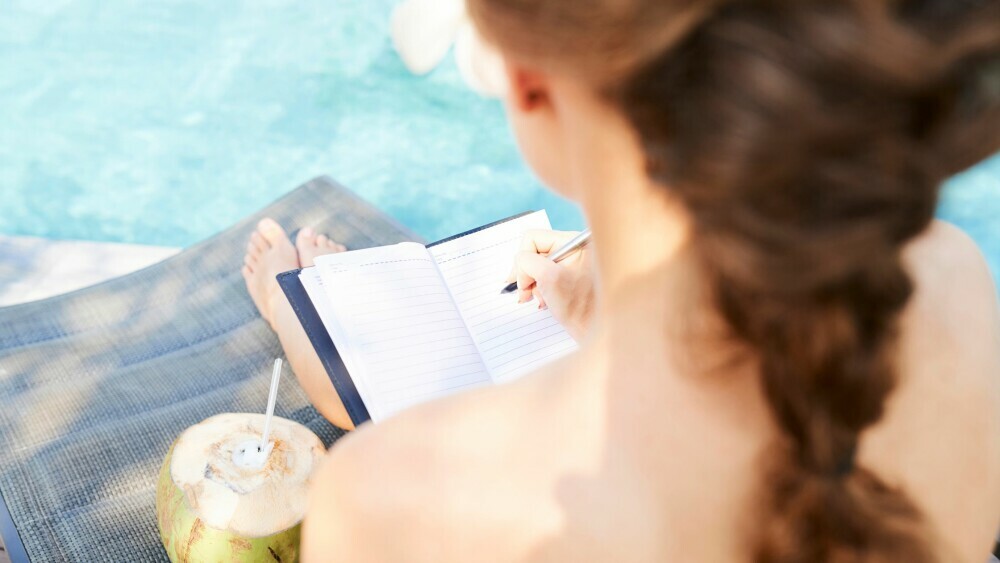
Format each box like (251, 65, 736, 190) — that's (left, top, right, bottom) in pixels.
(1, 1, 998, 281)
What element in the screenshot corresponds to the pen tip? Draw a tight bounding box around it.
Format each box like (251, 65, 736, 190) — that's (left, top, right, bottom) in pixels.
(500, 282, 518, 295)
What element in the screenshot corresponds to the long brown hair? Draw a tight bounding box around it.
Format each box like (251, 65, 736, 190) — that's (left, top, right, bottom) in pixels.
(468, 0, 1000, 559)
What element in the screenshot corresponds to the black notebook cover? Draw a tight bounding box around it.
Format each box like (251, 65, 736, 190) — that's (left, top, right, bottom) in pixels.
(276, 212, 533, 427)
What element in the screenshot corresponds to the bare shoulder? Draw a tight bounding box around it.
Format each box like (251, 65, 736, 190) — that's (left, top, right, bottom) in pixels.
(903, 220, 998, 318)
(900, 220, 999, 394)
(301, 356, 597, 562)
(872, 220, 1000, 560)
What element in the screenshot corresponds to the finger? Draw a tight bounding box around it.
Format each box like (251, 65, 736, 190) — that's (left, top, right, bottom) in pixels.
(533, 287, 547, 310)
(519, 229, 580, 255)
(505, 230, 580, 284)
(515, 251, 562, 299)
(518, 287, 533, 304)
(513, 251, 540, 297)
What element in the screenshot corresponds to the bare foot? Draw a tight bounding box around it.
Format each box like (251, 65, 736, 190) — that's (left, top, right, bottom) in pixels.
(242, 219, 348, 328)
(295, 227, 346, 268)
(242, 218, 300, 328)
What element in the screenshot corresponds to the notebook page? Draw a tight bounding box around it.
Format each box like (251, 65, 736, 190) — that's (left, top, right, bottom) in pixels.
(299, 267, 376, 417)
(314, 242, 492, 421)
(429, 212, 578, 383)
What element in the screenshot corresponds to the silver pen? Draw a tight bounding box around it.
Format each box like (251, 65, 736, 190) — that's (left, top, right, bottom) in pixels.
(500, 229, 592, 294)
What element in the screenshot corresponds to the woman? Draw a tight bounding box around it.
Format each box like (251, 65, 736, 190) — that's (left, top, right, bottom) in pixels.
(243, 0, 1000, 559)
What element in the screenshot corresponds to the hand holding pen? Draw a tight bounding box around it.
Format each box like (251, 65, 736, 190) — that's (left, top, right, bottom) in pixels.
(502, 229, 595, 341)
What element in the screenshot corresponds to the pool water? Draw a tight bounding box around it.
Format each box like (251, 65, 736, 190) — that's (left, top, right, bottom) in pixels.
(1, 0, 998, 282)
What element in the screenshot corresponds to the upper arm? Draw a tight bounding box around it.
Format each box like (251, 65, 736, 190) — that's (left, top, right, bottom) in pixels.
(300, 414, 458, 563)
(301, 426, 429, 563)
(299, 385, 539, 562)
(300, 436, 372, 562)
(896, 220, 1000, 559)
(903, 220, 999, 371)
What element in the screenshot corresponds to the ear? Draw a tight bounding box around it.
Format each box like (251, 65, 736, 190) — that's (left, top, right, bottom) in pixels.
(504, 64, 552, 113)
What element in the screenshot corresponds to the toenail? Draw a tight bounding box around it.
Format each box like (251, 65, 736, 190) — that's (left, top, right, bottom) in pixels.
(259, 218, 280, 232)
(301, 227, 314, 237)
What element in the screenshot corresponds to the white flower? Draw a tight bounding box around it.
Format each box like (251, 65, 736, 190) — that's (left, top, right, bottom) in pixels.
(390, 0, 507, 97)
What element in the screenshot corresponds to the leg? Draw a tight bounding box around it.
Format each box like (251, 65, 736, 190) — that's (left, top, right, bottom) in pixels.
(242, 219, 355, 430)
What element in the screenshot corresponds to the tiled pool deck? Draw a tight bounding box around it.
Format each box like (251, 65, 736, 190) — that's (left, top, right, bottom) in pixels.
(0, 236, 178, 307)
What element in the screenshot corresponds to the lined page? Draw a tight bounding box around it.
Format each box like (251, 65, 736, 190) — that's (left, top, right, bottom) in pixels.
(300, 267, 375, 416)
(429, 212, 578, 383)
(314, 243, 491, 421)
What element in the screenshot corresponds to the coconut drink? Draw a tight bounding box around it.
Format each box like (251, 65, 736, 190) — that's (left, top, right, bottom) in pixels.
(156, 412, 325, 562)
(156, 359, 323, 562)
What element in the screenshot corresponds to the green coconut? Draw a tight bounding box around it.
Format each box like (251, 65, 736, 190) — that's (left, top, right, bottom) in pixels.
(156, 413, 325, 563)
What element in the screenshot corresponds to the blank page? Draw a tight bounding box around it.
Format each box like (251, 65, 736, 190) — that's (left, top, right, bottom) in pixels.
(314, 243, 492, 421)
(429, 212, 578, 383)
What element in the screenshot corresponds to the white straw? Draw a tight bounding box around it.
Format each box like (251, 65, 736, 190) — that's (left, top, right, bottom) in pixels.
(259, 358, 283, 452)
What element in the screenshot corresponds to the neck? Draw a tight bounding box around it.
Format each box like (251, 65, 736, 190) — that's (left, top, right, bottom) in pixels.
(569, 124, 755, 412)
(556, 89, 725, 367)
(571, 124, 751, 391)
(573, 131, 692, 319)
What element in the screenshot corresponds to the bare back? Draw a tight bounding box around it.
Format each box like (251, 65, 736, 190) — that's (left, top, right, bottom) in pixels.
(304, 221, 1000, 562)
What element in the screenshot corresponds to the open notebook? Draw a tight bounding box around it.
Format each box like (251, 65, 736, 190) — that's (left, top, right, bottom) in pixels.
(277, 211, 578, 424)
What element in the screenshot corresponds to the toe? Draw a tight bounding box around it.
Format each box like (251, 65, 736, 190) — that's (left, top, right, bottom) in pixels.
(258, 218, 292, 249)
(250, 231, 268, 252)
(295, 229, 347, 267)
(295, 231, 312, 256)
(295, 227, 316, 249)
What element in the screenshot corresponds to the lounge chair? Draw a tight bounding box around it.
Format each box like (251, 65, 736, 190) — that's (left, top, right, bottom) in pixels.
(3, 178, 995, 562)
(0, 177, 418, 562)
